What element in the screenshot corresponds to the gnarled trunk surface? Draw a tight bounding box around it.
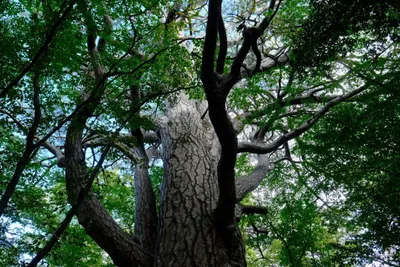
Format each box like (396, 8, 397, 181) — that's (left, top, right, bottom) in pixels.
(155, 98, 236, 266)
(64, 96, 246, 266)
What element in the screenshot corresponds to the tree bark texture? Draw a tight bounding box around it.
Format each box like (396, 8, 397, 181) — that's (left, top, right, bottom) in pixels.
(64, 95, 248, 266)
(65, 125, 152, 267)
(132, 137, 158, 252)
(155, 96, 242, 267)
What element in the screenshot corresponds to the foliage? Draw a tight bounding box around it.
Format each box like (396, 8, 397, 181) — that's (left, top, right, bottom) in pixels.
(0, 0, 399, 266)
(292, 0, 400, 72)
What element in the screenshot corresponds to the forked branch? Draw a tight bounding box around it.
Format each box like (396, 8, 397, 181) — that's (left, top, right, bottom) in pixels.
(0, 0, 77, 98)
(0, 72, 42, 217)
(238, 84, 370, 154)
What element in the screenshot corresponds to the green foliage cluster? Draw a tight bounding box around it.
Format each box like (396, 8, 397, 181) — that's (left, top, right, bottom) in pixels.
(0, 0, 191, 265)
(292, 0, 400, 72)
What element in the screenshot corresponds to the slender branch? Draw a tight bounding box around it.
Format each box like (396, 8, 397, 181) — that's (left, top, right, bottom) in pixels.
(228, 0, 282, 83)
(0, 0, 77, 98)
(258, 0, 282, 32)
(250, 222, 269, 235)
(238, 84, 370, 154)
(35, 41, 180, 151)
(244, 84, 352, 122)
(83, 131, 159, 149)
(0, 108, 65, 166)
(27, 145, 111, 267)
(0, 109, 25, 130)
(0, 72, 41, 217)
(269, 220, 296, 266)
(216, 2, 227, 74)
(108, 39, 188, 77)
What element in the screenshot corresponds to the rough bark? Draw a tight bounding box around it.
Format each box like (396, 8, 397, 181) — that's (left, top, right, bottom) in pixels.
(65, 121, 152, 267)
(155, 96, 241, 267)
(63, 4, 152, 265)
(132, 129, 158, 252)
(236, 154, 272, 201)
(61, 1, 285, 266)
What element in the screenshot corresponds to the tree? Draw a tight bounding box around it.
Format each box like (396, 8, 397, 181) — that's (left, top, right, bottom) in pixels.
(0, 0, 399, 266)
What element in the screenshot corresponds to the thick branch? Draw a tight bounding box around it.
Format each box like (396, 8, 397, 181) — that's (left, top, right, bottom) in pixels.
(250, 41, 262, 76)
(165, 3, 182, 26)
(229, 27, 257, 80)
(130, 83, 157, 252)
(201, 0, 219, 88)
(27, 146, 110, 267)
(236, 154, 272, 200)
(200, 1, 285, 264)
(228, 0, 282, 83)
(242, 205, 268, 215)
(41, 141, 65, 167)
(63, 4, 151, 266)
(216, 4, 227, 74)
(131, 130, 158, 252)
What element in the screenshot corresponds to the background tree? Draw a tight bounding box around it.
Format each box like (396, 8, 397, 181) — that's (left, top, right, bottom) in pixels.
(0, 0, 399, 266)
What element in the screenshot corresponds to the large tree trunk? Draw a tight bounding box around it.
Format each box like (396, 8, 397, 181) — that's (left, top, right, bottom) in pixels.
(155, 97, 242, 267)
(64, 95, 247, 266)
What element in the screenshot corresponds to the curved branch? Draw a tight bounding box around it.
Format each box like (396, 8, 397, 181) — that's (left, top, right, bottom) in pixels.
(216, 5, 227, 74)
(0, 0, 77, 98)
(242, 205, 268, 215)
(240, 52, 288, 78)
(0, 72, 41, 217)
(0, 109, 25, 130)
(41, 141, 65, 167)
(258, 0, 282, 32)
(62, 4, 152, 266)
(0, 108, 65, 166)
(236, 154, 272, 200)
(201, 0, 219, 88)
(131, 129, 158, 252)
(228, 0, 282, 83)
(229, 27, 258, 80)
(27, 145, 111, 267)
(238, 84, 370, 154)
